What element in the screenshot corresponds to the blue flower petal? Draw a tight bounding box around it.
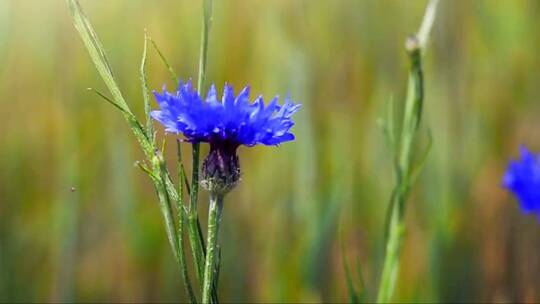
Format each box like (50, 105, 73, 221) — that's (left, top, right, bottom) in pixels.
(151, 80, 301, 147)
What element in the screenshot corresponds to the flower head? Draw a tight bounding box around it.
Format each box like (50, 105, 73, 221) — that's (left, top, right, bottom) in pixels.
(151, 80, 300, 194)
(151, 80, 300, 147)
(503, 146, 540, 216)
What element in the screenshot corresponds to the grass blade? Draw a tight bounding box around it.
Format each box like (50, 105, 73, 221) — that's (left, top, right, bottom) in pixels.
(140, 31, 154, 142)
(67, 0, 153, 155)
(67, 0, 129, 113)
(148, 36, 179, 84)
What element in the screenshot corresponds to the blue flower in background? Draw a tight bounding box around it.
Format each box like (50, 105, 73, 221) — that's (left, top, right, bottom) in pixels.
(152, 79, 300, 193)
(503, 146, 540, 216)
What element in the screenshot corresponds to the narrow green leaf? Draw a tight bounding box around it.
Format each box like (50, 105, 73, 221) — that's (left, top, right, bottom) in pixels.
(134, 161, 157, 180)
(87, 88, 148, 143)
(140, 31, 154, 142)
(67, 0, 130, 113)
(86, 88, 127, 115)
(67, 0, 153, 155)
(148, 36, 179, 84)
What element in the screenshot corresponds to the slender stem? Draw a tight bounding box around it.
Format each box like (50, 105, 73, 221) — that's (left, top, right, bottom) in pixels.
(192, 0, 212, 213)
(377, 194, 405, 303)
(177, 212, 197, 303)
(152, 177, 180, 265)
(202, 193, 223, 304)
(190, 144, 201, 213)
(187, 0, 213, 293)
(189, 0, 212, 215)
(188, 144, 206, 282)
(197, 0, 212, 93)
(151, 148, 200, 303)
(376, 46, 423, 303)
(377, 0, 438, 300)
(176, 142, 197, 303)
(150, 152, 179, 259)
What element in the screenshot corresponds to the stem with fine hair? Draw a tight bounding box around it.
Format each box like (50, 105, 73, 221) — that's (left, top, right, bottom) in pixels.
(202, 193, 223, 304)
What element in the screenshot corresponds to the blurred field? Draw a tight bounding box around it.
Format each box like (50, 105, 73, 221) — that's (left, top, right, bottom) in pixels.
(1, 0, 540, 302)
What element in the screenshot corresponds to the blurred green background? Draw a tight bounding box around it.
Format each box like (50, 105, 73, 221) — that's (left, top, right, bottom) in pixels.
(1, 0, 540, 302)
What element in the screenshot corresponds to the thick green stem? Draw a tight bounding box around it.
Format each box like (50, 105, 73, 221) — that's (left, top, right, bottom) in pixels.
(202, 193, 223, 304)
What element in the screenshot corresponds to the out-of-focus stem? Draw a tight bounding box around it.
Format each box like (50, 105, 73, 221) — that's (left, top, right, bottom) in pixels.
(377, 40, 424, 304)
(377, 191, 406, 303)
(377, 0, 438, 299)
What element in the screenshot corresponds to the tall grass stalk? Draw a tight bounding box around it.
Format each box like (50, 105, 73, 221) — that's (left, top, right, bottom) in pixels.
(175, 140, 197, 303)
(187, 0, 213, 287)
(190, 1, 223, 303)
(66, 0, 215, 302)
(376, 0, 439, 302)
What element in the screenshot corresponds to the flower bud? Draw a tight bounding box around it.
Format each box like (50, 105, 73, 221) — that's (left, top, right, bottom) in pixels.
(201, 142, 240, 195)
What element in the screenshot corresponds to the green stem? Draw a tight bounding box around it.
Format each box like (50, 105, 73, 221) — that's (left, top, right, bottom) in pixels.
(186, 0, 214, 299)
(151, 153, 179, 259)
(197, 0, 212, 93)
(176, 142, 197, 303)
(377, 35, 426, 304)
(202, 193, 223, 304)
(177, 207, 197, 303)
(152, 177, 180, 269)
(188, 143, 206, 282)
(189, 0, 212, 241)
(377, 194, 405, 303)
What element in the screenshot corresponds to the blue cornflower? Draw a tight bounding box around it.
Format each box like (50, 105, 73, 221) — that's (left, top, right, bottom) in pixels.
(503, 146, 540, 216)
(151, 80, 300, 193)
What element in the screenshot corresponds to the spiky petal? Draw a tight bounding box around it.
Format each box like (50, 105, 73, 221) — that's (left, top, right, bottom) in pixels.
(151, 80, 300, 147)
